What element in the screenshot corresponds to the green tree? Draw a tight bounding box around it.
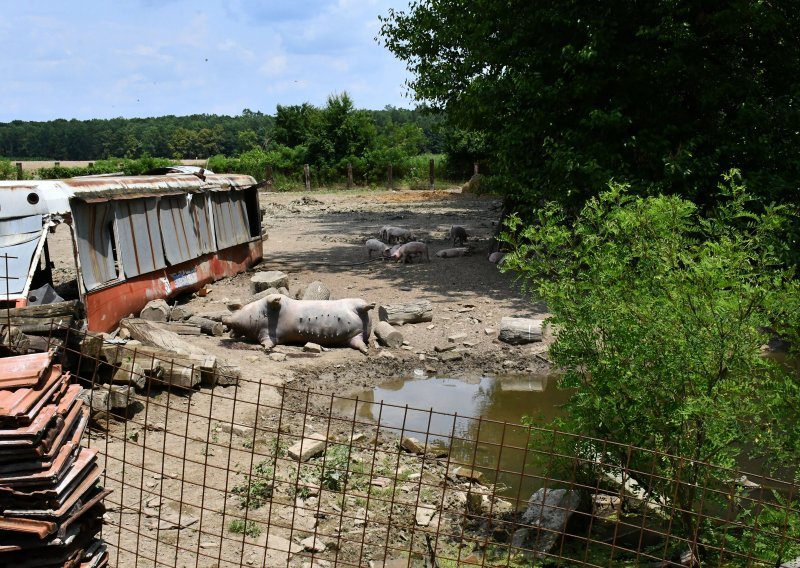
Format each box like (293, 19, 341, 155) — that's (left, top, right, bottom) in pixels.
(501, 172, 800, 559)
(380, 1, 800, 210)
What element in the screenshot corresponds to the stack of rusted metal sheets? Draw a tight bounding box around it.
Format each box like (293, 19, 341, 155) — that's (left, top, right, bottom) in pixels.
(0, 351, 108, 567)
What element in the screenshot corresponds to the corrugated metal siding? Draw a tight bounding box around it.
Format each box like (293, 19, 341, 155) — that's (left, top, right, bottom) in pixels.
(211, 191, 250, 250)
(115, 198, 166, 279)
(0, 215, 44, 296)
(190, 194, 215, 254)
(158, 195, 201, 266)
(71, 203, 118, 291)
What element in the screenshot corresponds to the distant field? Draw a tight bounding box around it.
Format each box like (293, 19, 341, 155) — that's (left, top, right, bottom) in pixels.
(15, 159, 206, 171)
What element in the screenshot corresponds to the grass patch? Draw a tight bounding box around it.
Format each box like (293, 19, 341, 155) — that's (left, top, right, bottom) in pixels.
(228, 519, 262, 538)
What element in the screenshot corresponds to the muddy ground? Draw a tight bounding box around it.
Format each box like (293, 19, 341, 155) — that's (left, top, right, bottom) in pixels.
(71, 187, 557, 567)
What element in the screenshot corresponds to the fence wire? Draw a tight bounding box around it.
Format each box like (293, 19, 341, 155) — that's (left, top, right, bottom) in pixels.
(13, 323, 797, 567)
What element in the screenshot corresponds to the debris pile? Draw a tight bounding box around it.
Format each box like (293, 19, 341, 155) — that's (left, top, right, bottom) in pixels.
(0, 350, 109, 567)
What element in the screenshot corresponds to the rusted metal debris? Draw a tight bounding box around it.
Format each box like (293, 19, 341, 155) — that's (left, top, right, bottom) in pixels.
(0, 350, 108, 567)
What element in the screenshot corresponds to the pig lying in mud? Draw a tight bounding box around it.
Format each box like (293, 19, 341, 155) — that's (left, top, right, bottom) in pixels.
(365, 238, 390, 258)
(222, 294, 374, 353)
(436, 247, 469, 258)
(391, 241, 429, 263)
(449, 225, 468, 246)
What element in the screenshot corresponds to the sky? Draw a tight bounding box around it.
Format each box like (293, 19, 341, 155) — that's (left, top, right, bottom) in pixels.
(0, 0, 414, 122)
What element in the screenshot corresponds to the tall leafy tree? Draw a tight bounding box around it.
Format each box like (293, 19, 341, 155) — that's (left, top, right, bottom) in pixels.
(380, 1, 800, 210)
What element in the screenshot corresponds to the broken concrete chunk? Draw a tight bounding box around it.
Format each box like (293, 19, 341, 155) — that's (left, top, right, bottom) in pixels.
(288, 433, 327, 461)
(269, 352, 287, 362)
(111, 361, 147, 389)
(80, 385, 136, 413)
(415, 506, 436, 527)
(400, 437, 425, 454)
(434, 344, 456, 353)
(300, 535, 327, 553)
(303, 342, 322, 354)
(440, 350, 464, 362)
(251, 271, 289, 294)
(452, 466, 484, 483)
(447, 332, 468, 343)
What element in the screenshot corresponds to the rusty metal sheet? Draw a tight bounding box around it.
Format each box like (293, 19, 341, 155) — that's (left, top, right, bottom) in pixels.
(158, 195, 201, 266)
(189, 194, 214, 254)
(211, 190, 251, 249)
(114, 197, 166, 278)
(71, 201, 117, 291)
(0, 351, 53, 390)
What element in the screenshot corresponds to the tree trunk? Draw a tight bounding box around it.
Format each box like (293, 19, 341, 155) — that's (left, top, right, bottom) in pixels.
(152, 322, 202, 335)
(187, 316, 225, 337)
(139, 299, 171, 322)
(378, 301, 433, 325)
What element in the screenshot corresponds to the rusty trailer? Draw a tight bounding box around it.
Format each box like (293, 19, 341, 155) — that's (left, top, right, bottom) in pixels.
(0, 172, 263, 332)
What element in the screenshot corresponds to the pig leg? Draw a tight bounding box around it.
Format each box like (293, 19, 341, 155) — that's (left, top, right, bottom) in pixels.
(349, 335, 369, 354)
(257, 330, 275, 351)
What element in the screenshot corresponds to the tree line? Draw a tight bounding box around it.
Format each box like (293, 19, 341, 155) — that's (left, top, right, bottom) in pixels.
(0, 95, 481, 184)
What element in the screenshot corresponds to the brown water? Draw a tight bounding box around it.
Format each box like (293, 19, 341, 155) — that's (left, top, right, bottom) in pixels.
(333, 373, 573, 502)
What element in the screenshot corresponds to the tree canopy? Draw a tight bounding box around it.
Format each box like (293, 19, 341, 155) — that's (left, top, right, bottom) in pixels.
(380, 1, 800, 210)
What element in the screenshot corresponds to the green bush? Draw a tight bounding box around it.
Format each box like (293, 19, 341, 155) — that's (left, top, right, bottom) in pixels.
(501, 171, 800, 554)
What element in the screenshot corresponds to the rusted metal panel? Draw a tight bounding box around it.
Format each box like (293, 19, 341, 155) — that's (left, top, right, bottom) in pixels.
(114, 197, 166, 278)
(211, 190, 251, 249)
(71, 201, 117, 291)
(0, 351, 53, 390)
(190, 193, 215, 254)
(84, 239, 262, 332)
(158, 195, 201, 265)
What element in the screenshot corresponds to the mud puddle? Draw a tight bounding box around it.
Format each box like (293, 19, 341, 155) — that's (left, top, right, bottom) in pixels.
(332, 373, 572, 500)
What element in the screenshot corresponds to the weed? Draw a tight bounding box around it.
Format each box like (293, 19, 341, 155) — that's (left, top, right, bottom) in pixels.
(231, 459, 274, 509)
(228, 519, 262, 538)
(320, 444, 351, 491)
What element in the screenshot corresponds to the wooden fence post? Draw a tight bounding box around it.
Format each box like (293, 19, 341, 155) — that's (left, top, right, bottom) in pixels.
(347, 162, 353, 190)
(303, 164, 311, 191)
(265, 165, 273, 187)
(429, 158, 435, 191)
(474, 162, 479, 176)
(16, 163, 22, 180)
(387, 165, 393, 190)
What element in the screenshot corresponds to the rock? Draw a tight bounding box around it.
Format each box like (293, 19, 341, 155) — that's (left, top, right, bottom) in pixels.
(303, 342, 322, 354)
(269, 352, 287, 362)
(440, 350, 463, 362)
(301, 280, 331, 301)
(219, 423, 254, 438)
(251, 271, 289, 294)
(448, 332, 468, 343)
(400, 437, 425, 454)
(300, 535, 326, 553)
(452, 467, 483, 483)
(434, 344, 456, 353)
(592, 494, 622, 518)
(780, 557, 800, 568)
(511, 488, 584, 558)
(140, 299, 171, 322)
(463, 341, 479, 348)
(378, 350, 396, 359)
(288, 433, 327, 461)
(111, 361, 147, 389)
(415, 505, 436, 527)
(147, 511, 198, 530)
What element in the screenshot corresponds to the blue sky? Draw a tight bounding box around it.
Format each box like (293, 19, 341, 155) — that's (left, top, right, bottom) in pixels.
(0, 0, 414, 122)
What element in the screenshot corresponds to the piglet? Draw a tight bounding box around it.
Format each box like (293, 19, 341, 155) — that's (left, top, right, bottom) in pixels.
(391, 241, 430, 263)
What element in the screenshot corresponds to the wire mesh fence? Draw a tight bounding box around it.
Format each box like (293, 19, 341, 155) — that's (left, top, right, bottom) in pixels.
(13, 323, 800, 567)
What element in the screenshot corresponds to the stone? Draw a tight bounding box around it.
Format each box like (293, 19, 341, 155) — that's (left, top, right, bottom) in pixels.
(301, 280, 331, 301)
(251, 271, 289, 294)
(452, 467, 483, 483)
(780, 557, 800, 568)
(79, 385, 136, 413)
(269, 352, 287, 362)
(147, 511, 198, 530)
(111, 361, 147, 389)
(378, 350, 396, 359)
(219, 423, 254, 438)
(400, 437, 425, 454)
(592, 494, 622, 518)
(426, 324, 435, 330)
(415, 506, 436, 527)
(303, 342, 322, 354)
(463, 341, 479, 348)
(440, 350, 463, 362)
(434, 344, 456, 353)
(511, 488, 584, 558)
(300, 535, 326, 553)
(288, 433, 327, 461)
(448, 333, 469, 342)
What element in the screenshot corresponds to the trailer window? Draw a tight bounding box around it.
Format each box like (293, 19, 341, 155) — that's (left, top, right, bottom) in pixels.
(72, 202, 119, 290)
(114, 197, 167, 278)
(211, 191, 250, 249)
(159, 195, 201, 265)
(0, 215, 45, 296)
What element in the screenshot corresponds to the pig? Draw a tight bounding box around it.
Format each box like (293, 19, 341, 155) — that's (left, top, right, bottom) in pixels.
(385, 227, 415, 244)
(436, 247, 469, 258)
(379, 225, 392, 242)
(488, 251, 506, 264)
(449, 225, 468, 246)
(365, 238, 390, 259)
(222, 294, 374, 353)
(391, 241, 430, 263)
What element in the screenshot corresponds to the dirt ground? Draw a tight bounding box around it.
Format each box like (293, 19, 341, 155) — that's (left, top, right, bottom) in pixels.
(68, 187, 556, 567)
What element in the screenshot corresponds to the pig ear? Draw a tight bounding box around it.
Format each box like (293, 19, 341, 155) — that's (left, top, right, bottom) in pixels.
(361, 302, 376, 312)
